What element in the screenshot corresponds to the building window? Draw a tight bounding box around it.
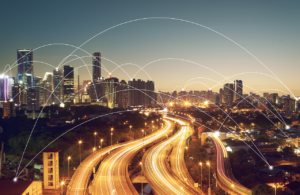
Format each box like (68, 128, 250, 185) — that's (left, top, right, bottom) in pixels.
(48, 182, 53, 186)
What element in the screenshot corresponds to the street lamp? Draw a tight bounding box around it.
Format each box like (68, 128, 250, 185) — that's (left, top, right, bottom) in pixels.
(100, 139, 103, 149)
(231, 184, 234, 194)
(79, 140, 82, 163)
(111, 128, 113, 146)
(140, 162, 143, 195)
(152, 125, 154, 132)
(94, 132, 97, 148)
(207, 162, 210, 195)
(67, 156, 71, 178)
(199, 162, 202, 190)
(61, 181, 65, 194)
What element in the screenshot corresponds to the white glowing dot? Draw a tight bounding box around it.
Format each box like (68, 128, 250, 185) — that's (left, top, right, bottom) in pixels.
(97, 99, 99, 102)
(269, 166, 273, 170)
(13, 177, 17, 182)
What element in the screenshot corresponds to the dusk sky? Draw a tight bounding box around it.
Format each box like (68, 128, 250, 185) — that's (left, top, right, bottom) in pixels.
(0, 0, 299, 96)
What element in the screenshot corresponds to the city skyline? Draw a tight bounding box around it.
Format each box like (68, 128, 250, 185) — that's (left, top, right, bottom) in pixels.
(0, 1, 299, 95)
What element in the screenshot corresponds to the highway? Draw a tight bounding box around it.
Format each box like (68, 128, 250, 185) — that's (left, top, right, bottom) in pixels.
(66, 142, 127, 195)
(93, 119, 173, 195)
(169, 119, 204, 195)
(211, 133, 252, 195)
(142, 117, 203, 195)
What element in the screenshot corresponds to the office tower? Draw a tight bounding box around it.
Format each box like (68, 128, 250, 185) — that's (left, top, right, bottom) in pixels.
(219, 88, 224, 103)
(234, 80, 243, 101)
(43, 81, 53, 105)
(263, 93, 269, 101)
(7, 77, 14, 99)
(270, 93, 279, 104)
(145, 80, 155, 105)
(3, 100, 15, 118)
(119, 80, 128, 108)
(0, 75, 8, 102)
(223, 83, 234, 103)
(17, 49, 33, 86)
(12, 84, 21, 105)
(90, 80, 103, 102)
(188, 91, 194, 103)
(105, 77, 119, 108)
(33, 76, 42, 86)
(207, 88, 213, 103)
(27, 89, 40, 111)
(128, 79, 145, 106)
(43, 72, 53, 88)
(92, 52, 101, 81)
(43, 149, 60, 189)
(284, 96, 295, 113)
(53, 69, 63, 103)
(63, 65, 74, 102)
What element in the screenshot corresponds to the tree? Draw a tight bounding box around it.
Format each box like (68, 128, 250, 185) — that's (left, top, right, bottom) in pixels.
(252, 184, 273, 195)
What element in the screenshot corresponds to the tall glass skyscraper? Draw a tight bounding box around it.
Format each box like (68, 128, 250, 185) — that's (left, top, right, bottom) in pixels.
(92, 52, 101, 81)
(17, 49, 33, 87)
(63, 65, 74, 102)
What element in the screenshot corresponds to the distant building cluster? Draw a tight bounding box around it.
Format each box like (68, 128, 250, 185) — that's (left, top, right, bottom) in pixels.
(0, 50, 156, 117)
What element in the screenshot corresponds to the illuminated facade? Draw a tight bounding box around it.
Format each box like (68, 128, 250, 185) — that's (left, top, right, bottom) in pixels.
(43, 149, 60, 189)
(92, 52, 101, 81)
(63, 65, 74, 102)
(105, 77, 120, 108)
(53, 69, 63, 103)
(0, 75, 8, 102)
(17, 49, 33, 86)
(234, 80, 243, 101)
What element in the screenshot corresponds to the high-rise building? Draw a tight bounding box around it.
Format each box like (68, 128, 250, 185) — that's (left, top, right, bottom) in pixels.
(263, 93, 269, 101)
(105, 77, 120, 108)
(12, 84, 22, 105)
(207, 88, 213, 103)
(224, 83, 234, 104)
(234, 80, 243, 101)
(17, 49, 33, 87)
(119, 80, 128, 108)
(27, 89, 40, 111)
(3, 100, 15, 118)
(92, 52, 101, 81)
(43, 149, 60, 189)
(7, 77, 14, 99)
(63, 65, 74, 102)
(53, 69, 63, 104)
(0, 75, 9, 102)
(219, 88, 224, 103)
(178, 90, 187, 102)
(145, 80, 155, 105)
(128, 79, 145, 106)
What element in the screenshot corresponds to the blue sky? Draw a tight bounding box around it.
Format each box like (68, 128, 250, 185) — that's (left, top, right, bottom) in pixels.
(0, 0, 299, 96)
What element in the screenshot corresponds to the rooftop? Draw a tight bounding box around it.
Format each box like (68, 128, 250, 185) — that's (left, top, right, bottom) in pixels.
(0, 180, 33, 195)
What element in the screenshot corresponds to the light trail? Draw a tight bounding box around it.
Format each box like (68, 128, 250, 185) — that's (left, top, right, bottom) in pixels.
(95, 119, 172, 195)
(142, 117, 203, 195)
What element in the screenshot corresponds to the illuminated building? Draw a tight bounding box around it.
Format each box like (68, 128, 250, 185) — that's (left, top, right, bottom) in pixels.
(12, 84, 22, 105)
(178, 90, 187, 102)
(3, 100, 15, 118)
(17, 49, 33, 87)
(207, 88, 213, 102)
(27, 89, 40, 111)
(63, 65, 74, 102)
(0, 75, 8, 102)
(128, 79, 145, 106)
(92, 52, 101, 81)
(223, 83, 234, 104)
(53, 69, 63, 103)
(105, 76, 120, 108)
(43, 149, 60, 189)
(119, 80, 128, 108)
(145, 80, 155, 105)
(233, 80, 243, 101)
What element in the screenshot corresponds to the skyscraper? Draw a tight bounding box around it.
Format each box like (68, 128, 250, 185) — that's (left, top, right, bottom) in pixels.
(92, 52, 101, 81)
(234, 80, 243, 101)
(105, 76, 119, 108)
(53, 69, 63, 103)
(119, 80, 128, 108)
(3, 100, 15, 118)
(224, 83, 234, 104)
(17, 49, 33, 87)
(27, 89, 40, 111)
(0, 75, 8, 102)
(12, 84, 21, 105)
(128, 79, 145, 106)
(63, 65, 74, 102)
(145, 80, 155, 105)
